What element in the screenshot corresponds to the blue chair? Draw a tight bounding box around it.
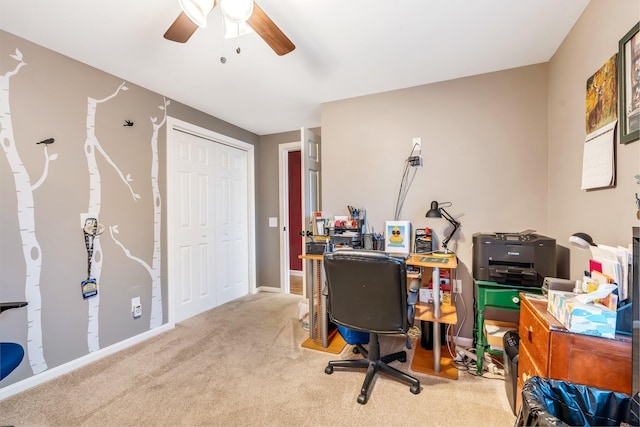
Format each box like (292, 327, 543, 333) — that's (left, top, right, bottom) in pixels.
(0, 302, 28, 381)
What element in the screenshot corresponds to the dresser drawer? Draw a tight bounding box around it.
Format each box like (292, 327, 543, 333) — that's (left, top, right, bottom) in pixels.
(482, 287, 522, 310)
(519, 299, 550, 377)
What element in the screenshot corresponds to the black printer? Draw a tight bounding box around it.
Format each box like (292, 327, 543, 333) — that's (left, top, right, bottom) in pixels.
(472, 231, 556, 287)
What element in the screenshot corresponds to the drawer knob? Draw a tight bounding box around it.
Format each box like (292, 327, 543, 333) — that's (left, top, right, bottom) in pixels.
(526, 326, 533, 341)
(512, 296, 520, 304)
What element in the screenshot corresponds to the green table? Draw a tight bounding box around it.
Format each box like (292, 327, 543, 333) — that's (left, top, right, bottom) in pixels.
(473, 280, 542, 375)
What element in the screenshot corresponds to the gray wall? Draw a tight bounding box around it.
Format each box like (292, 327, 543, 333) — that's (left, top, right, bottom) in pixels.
(0, 30, 258, 388)
(256, 130, 300, 289)
(2, 0, 638, 391)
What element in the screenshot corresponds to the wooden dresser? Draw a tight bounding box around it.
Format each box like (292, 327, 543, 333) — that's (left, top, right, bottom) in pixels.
(517, 293, 632, 412)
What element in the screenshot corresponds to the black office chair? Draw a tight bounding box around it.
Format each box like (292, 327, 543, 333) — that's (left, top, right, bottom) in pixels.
(323, 250, 421, 404)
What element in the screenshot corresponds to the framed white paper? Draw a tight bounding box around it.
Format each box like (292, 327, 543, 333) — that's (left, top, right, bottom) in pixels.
(385, 221, 411, 255)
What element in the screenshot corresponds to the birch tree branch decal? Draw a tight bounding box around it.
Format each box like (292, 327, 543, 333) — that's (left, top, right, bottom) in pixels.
(108, 98, 168, 329)
(0, 48, 48, 374)
(32, 145, 58, 191)
(109, 225, 152, 277)
(84, 81, 132, 352)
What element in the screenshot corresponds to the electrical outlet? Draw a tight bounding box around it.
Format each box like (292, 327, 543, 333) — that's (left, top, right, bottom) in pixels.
(80, 212, 99, 228)
(412, 137, 422, 153)
(453, 279, 462, 294)
(131, 297, 142, 319)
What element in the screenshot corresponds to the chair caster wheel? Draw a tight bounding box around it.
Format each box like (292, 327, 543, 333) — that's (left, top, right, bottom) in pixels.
(410, 384, 421, 395)
(325, 365, 333, 375)
(398, 355, 407, 363)
(352, 347, 360, 354)
(357, 394, 368, 404)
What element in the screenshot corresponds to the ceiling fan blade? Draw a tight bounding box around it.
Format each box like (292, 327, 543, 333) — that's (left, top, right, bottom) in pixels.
(247, 3, 295, 56)
(164, 11, 200, 43)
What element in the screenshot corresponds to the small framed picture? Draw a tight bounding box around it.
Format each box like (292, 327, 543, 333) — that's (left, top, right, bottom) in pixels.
(385, 221, 411, 255)
(619, 21, 640, 144)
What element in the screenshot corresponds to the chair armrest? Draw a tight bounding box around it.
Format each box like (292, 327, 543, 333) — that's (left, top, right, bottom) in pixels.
(0, 302, 28, 314)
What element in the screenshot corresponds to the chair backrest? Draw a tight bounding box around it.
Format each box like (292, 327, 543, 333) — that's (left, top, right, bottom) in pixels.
(323, 250, 408, 334)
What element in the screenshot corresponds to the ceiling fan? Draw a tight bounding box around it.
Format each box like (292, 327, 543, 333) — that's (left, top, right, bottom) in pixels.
(164, 0, 295, 56)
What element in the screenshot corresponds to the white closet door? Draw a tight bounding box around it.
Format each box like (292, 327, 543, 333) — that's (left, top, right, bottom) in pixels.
(171, 130, 249, 322)
(172, 131, 216, 322)
(215, 142, 249, 306)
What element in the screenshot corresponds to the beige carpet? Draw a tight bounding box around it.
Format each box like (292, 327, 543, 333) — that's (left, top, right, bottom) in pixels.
(0, 292, 517, 427)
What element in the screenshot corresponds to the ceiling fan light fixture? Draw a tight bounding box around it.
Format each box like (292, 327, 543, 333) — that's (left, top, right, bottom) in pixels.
(223, 18, 254, 38)
(220, 0, 254, 23)
(178, 0, 215, 27)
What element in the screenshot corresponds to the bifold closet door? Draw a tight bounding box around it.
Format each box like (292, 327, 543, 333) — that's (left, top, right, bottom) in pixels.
(213, 142, 249, 306)
(171, 130, 249, 323)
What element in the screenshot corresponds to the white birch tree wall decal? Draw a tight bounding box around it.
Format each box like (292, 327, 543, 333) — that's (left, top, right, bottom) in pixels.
(1, 48, 53, 374)
(109, 97, 169, 328)
(84, 81, 140, 352)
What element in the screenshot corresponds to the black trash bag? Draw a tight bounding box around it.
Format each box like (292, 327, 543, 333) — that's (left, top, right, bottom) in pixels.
(516, 376, 638, 427)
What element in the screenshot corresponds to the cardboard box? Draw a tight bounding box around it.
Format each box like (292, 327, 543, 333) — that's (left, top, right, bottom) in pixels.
(418, 287, 452, 305)
(483, 320, 518, 348)
(547, 290, 616, 339)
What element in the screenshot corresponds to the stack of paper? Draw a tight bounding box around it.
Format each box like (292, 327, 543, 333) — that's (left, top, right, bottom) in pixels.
(588, 244, 630, 301)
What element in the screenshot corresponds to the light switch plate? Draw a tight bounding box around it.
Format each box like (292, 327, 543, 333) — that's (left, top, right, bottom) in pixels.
(268, 217, 278, 227)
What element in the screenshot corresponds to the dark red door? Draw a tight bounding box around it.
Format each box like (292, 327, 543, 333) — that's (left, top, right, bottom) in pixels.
(288, 150, 302, 271)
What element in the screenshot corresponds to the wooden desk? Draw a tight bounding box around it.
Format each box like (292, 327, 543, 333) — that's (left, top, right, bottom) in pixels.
(406, 255, 458, 375)
(516, 292, 632, 413)
(300, 253, 459, 377)
(299, 254, 326, 347)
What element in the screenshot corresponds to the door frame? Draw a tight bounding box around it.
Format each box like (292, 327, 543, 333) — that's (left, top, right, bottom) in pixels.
(278, 141, 301, 295)
(166, 116, 256, 325)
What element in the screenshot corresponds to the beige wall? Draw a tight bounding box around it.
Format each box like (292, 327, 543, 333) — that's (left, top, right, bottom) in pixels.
(548, 0, 640, 280)
(315, 0, 640, 340)
(321, 64, 550, 338)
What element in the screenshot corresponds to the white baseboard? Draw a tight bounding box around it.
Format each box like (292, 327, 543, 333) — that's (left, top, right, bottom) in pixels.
(255, 285, 281, 293)
(0, 323, 174, 401)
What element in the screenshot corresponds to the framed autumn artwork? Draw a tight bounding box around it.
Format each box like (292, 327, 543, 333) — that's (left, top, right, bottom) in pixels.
(586, 54, 618, 136)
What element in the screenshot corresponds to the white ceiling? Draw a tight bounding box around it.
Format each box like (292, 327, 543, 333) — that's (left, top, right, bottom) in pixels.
(0, 0, 590, 135)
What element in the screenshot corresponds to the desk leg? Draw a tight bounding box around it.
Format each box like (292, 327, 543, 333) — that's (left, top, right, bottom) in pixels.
(475, 301, 485, 375)
(318, 259, 328, 348)
(432, 267, 441, 373)
(308, 259, 328, 347)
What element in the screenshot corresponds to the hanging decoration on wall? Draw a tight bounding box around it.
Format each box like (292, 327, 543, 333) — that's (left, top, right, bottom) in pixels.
(81, 217, 105, 299)
(581, 55, 618, 191)
(585, 53, 618, 135)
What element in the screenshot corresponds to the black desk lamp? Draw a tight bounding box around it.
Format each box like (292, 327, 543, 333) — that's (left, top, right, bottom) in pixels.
(425, 201, 460, 257)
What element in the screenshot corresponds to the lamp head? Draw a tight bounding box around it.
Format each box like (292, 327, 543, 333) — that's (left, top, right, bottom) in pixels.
(569, 232, 596, 249)
(425, 201, 442, 218)
(425, 201, 460, 255)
